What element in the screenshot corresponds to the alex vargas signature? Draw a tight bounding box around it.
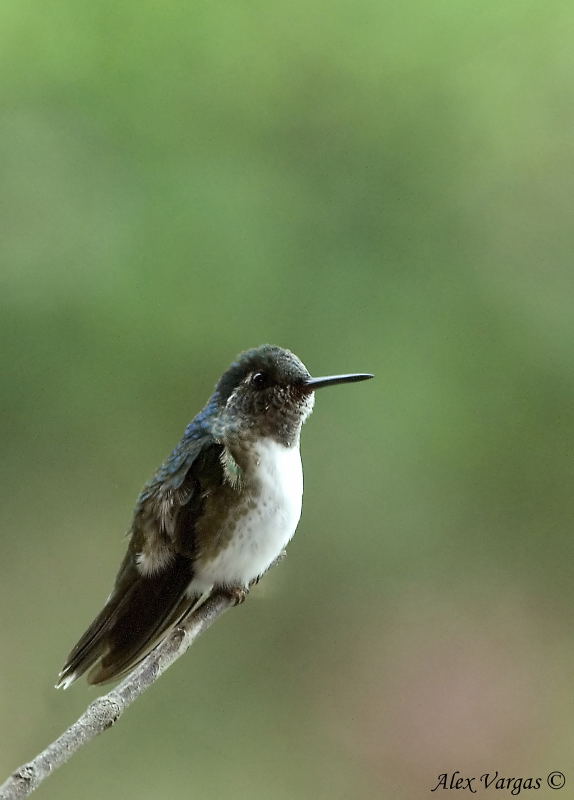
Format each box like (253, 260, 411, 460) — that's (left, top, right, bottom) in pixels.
(431, 771, 561, 796)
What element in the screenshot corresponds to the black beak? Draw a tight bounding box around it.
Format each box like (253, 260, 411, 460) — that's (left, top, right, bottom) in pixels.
(303, 373, 374, 390)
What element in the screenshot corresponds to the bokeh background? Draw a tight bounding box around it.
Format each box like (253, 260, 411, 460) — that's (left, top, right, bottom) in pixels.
(1, 2, 573, 798)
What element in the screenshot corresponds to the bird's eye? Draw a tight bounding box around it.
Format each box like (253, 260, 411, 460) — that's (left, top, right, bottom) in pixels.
(251, 372, 268, 389)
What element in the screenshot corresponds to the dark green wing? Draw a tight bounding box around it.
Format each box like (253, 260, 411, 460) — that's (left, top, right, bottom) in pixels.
(57, 430, 224, 687)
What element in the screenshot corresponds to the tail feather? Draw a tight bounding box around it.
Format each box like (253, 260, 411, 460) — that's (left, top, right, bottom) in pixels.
(56, 553, 195, 688)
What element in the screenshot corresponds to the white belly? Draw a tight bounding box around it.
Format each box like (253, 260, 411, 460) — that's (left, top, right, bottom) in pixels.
(192, 439, 303, 591)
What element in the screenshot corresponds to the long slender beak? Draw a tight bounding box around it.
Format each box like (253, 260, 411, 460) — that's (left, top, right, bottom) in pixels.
(303, 373, 374, 390)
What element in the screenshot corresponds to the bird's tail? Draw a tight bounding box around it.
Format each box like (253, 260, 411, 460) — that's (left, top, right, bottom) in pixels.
(56, 552, 196, 688)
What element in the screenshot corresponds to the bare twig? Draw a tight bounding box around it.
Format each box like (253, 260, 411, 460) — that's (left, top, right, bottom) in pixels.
(0, 592, 233, 800)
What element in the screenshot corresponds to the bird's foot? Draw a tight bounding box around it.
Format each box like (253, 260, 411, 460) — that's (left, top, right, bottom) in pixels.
(226, 586, 249, 606)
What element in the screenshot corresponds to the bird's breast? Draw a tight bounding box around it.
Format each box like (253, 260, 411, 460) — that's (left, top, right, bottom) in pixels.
(192, 438, 303, 590)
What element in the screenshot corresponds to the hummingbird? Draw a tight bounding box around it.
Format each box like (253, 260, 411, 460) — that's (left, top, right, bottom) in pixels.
(56, 345, 372, 688)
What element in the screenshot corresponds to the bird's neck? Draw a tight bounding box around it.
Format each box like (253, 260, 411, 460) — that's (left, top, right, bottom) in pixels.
(221, 430, 301, 490)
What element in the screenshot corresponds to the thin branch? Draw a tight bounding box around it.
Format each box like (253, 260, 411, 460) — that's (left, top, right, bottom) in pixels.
(0, 592, 234, 800)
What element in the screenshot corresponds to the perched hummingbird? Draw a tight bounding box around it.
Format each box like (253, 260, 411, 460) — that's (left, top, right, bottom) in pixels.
(56, 345, 372, 688)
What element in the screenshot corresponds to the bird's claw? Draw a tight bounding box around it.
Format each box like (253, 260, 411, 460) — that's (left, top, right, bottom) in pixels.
(227, 587, 249, 605)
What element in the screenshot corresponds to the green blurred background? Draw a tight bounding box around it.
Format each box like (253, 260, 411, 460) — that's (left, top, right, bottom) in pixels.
(1, 1, 573, 798)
